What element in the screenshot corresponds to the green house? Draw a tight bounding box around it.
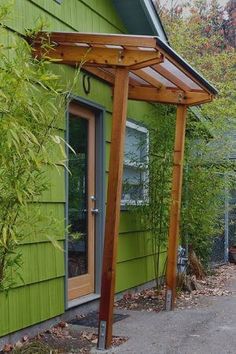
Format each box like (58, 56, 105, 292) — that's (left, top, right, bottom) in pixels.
(0, 0, 217, 344)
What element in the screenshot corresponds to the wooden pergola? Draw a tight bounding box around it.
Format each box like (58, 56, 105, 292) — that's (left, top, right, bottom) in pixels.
(30, 32, 217, 350)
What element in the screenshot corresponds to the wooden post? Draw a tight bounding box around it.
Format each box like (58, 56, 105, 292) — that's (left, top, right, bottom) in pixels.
(165, 105, 187, 311)
(98, 68, 129, 350)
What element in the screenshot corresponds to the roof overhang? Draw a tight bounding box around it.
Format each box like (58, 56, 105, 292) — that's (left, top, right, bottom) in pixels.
(112, 0, 169, 43)
(29, 31, 217, 106)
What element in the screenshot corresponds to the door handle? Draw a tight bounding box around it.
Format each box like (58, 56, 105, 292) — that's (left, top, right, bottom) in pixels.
(91, 208, 99, 215)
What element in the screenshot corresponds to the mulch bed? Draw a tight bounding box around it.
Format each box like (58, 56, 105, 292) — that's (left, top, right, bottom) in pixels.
(1, 321, 128, 354)
(116, 263, 236, 312)
(115, 288, 165, 312)
(177, 263, 236, 309)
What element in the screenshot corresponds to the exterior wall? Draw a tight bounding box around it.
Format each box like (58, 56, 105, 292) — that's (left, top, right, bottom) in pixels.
(0, 0, 167, 337)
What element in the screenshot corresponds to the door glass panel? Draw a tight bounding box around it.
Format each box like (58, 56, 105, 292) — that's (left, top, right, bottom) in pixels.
(68, 114, 88, 278)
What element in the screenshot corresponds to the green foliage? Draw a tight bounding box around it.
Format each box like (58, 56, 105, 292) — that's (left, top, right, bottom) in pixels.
(182, 135, 224, 264)
(126, 106, 175, 288)
(0, 11, 70, 290)
(144, 107, 175, 286)
(159, 0, 236, 265)
(160, 0, 236, 121)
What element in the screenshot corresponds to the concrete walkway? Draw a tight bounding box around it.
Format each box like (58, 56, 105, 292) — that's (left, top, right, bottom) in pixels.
(92, 269, 236, 354)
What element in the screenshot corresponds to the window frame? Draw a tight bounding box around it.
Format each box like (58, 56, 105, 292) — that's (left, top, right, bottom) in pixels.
(121, 120, 149, 206)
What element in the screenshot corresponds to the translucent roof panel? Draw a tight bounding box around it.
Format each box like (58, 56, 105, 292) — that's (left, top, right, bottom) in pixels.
(161, 59, 202, 90)
(142, 67, 177, 88)
(129, 71, 152, 86)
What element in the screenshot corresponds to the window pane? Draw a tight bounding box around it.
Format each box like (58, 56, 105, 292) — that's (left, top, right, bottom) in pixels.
(122, 166, 145, 202)
(125, 126, 147, 163)
(68, 115, 88, 278)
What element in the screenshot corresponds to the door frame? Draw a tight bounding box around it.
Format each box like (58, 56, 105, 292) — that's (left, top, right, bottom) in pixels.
(65, 95, 105, 309)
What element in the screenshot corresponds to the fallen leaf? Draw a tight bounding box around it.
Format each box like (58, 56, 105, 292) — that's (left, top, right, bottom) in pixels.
(15, 341, 23, 349)
(3, 343, 13, 352)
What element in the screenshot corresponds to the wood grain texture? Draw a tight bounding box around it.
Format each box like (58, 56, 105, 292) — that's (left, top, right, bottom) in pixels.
(33, 44, 161, 68)
(68, 103, 95, 300)
(128, 87, 211, 105)
(166, 105, 187, 309)
(98, 68, 129, 349)
(35, 31, 158, 48)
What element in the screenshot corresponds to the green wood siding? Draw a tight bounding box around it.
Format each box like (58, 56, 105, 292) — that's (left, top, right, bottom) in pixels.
(6, 0, 126, 35)
(0, 278, 64, 337)
(0, 0, 167, 337)
(116, 252, 167, 291)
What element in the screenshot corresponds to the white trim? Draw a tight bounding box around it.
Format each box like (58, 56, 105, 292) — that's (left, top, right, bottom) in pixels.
(126, 120, 148, 134)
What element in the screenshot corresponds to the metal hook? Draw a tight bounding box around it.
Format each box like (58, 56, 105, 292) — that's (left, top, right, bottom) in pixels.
(83, 74, 91, 95)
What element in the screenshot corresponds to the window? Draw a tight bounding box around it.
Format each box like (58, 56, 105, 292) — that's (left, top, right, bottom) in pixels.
(121, 121, 149, 205)
(53, 0, 63, 4)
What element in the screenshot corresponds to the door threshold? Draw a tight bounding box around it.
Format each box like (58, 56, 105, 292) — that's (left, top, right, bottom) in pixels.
(68, 293, 100, 309)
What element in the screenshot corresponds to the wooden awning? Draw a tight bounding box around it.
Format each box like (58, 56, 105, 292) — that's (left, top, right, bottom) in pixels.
(29, 31, 217, 350)
(30, 31, 217, 106)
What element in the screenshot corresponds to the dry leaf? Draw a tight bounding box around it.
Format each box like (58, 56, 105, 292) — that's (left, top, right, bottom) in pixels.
(3, 343, 13, 352)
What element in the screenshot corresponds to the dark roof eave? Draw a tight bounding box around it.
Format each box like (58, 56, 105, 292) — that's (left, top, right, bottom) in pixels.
(156, 37, 218, 96)
(143, 0, 170, 44)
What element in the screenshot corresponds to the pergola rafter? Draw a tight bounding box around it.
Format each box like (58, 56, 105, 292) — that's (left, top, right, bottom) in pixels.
(29, 31, 217, 350)
(30, 31, 216, 105)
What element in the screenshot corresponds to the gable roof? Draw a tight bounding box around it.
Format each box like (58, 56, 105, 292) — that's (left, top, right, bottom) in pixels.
(112, 0, 217, 106)
(112, 0, 169, 43)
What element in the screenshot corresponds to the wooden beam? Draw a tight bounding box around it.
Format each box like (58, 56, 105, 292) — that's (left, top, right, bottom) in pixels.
(128, 86, 211, 105)
(32, 31, 158, 48)
(152, 64, 191, 91)
(165, 105, 187, 311)
(84, 66, 114, 85)
(29, 32, 216, 97)
(131, 69, 163, 89)
(33, 44, 162, 68)
(186, 94, 213, 105)
(128, 87, 185, 104)
(98, 68, 129, 350)
(158, 50, 213, 95)
(84, 67, 139, 88)
(128, 55, 164, 70)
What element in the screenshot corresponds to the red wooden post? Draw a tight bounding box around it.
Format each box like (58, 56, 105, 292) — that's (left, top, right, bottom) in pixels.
(165, 105, 187, 311)
(98, 68, 129, 349)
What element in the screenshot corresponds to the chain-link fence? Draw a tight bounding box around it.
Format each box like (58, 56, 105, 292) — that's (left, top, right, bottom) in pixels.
(211, 189, 236, 265)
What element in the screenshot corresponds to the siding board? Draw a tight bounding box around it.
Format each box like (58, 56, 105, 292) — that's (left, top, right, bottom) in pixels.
(116, 252, 167, 292)
(21, 203, 65, 244)
(0, 0, 168, 338)
(9, 242, 65, 287)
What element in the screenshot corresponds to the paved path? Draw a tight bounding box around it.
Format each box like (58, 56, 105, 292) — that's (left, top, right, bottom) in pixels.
(93, 268, 236, 354)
